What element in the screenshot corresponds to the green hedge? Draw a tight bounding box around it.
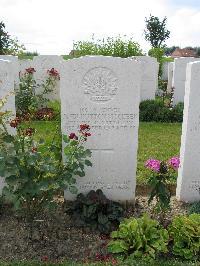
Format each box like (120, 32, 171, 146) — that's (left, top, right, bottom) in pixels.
(139, 100, 184, 123)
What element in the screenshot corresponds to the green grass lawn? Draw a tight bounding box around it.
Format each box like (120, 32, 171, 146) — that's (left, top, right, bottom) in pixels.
(137, 122, 182, 184)
(29, 121, 182, 185)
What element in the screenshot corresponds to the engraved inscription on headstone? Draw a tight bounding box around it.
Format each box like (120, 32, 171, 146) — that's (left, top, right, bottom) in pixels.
(176, 61, 200, 202)
(60, 56, 141, 202)
(82, 67, 118, 102)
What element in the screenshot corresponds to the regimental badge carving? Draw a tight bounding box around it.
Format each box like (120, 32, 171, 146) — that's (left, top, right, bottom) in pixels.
(82, 67, 118, 102)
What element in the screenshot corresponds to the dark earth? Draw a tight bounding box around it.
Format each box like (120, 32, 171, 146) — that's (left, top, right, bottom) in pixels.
(0, 196, 188, 264)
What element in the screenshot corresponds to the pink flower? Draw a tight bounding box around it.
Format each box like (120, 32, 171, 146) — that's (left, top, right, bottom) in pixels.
(168, 157, 180, 170)
(145, 159, 161, 172)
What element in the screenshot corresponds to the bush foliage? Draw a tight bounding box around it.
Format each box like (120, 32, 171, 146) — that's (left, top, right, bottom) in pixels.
(66, 189, 124, 234)
(107, 214, 169, 261)
(72, 35, 143, 58)
(169, 214, 200, 260)
(139, 100, 183, 122)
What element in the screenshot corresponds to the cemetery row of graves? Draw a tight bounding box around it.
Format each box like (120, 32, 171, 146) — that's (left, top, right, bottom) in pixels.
(0, 55, 199, 265)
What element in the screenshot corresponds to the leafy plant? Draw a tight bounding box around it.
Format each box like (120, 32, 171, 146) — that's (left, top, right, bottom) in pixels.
(189, 201, 200, 215)
(73, 35, 143, 58)
(169, 214, 200, 260)
(107, 214, 169, 261)
(145, 157, 179, 214)
(16, 67, 60, 116)
(0, 107, 92, 228)
(66, 189, 124, 234)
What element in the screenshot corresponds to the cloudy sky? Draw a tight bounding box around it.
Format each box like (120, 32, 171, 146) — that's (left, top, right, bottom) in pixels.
(0, 0, 199, 55)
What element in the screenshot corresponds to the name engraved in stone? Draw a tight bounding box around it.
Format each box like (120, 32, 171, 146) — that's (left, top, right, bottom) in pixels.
(64, 107, 137, 131)
(79, 180, 131, 190)
(189, 180, 200, 192)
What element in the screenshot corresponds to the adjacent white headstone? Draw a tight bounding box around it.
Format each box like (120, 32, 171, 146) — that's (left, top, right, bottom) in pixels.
(61, 56, 141, 203)
(0, 55, 19, 87)
(132, 56, 158, 101)
(167, 62, 174, 93)
(161, 61, 169, 80)
(33, 55, 62, 100)
(0, 59, 16, 194)
(172, 57, 200, 105)
(176, 61, 200, 202)
(19, 59, 33, 73)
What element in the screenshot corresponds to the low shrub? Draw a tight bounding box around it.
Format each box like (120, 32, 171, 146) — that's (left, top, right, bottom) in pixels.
(189, 201, 200, 214)
(0, 99, 92, 226)
(169, 214, 200, 260)
(145, 157, 179, 214)
(139, 100, 184, 122)
(66, 189, 124, 234)
(107, 214, 169, 261)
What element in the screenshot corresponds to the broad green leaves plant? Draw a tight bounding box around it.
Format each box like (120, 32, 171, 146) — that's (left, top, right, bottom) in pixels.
(169, 214, 200, 260)
(66, 189, 124, 234)
(0, 108, 92, 222)
(107, 214, 169, 261)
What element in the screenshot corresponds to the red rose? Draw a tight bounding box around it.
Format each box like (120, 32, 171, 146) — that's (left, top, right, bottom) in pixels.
(25, 128, 35, 136)
(47, 68, 60, 80)
(25, 67, 36, 74)
(10, 117, 21, 128)
(69, 133, 78, 140)
(31, 147, 37, 153)
(80, 124, 90, 131)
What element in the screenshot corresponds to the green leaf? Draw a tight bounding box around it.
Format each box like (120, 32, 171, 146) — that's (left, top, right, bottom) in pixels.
(85, 160, 92, 167)
(3, 135, 15, 143)
(69, 185, 78, 194)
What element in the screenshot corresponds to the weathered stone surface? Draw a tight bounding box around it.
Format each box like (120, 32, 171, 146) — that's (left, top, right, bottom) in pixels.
(167, 62, 174, 93)
(33, 55, 62, 100)
(0, 55, 19, 87)
(132, 56, 158, 101)
(0, 59, 16, 194)
(172, 57, 200, 105)
(176, 61, 200, 202)
(60, 56, 141, 202)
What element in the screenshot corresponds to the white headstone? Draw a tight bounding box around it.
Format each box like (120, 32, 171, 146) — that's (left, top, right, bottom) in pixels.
(19, 59, 33, 73)
(172, 57, 200, 105)
(176, 61, 200, 202)
(167, 62, 174, 93)
(33, 55, 62, 100)
(0, 59, 16, 194)
(60, 56, 141, 203)
(132, 56, 158, 101)
(161, 61, 169, 80)
(0, 55, 19, 87)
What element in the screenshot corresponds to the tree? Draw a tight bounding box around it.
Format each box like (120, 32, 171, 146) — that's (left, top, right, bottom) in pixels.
(0, 21, 25, 55)
(144, 15, 170, 48)
(164, 46, 179, 56)
(0, 21, 10, 54)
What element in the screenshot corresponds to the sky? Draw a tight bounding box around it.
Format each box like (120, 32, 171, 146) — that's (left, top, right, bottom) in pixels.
(0, 0, 200, 55)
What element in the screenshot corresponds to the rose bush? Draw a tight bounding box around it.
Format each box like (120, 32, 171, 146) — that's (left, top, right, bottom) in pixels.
(0, 100, 92, 228)
(16, 67, 60, 118)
